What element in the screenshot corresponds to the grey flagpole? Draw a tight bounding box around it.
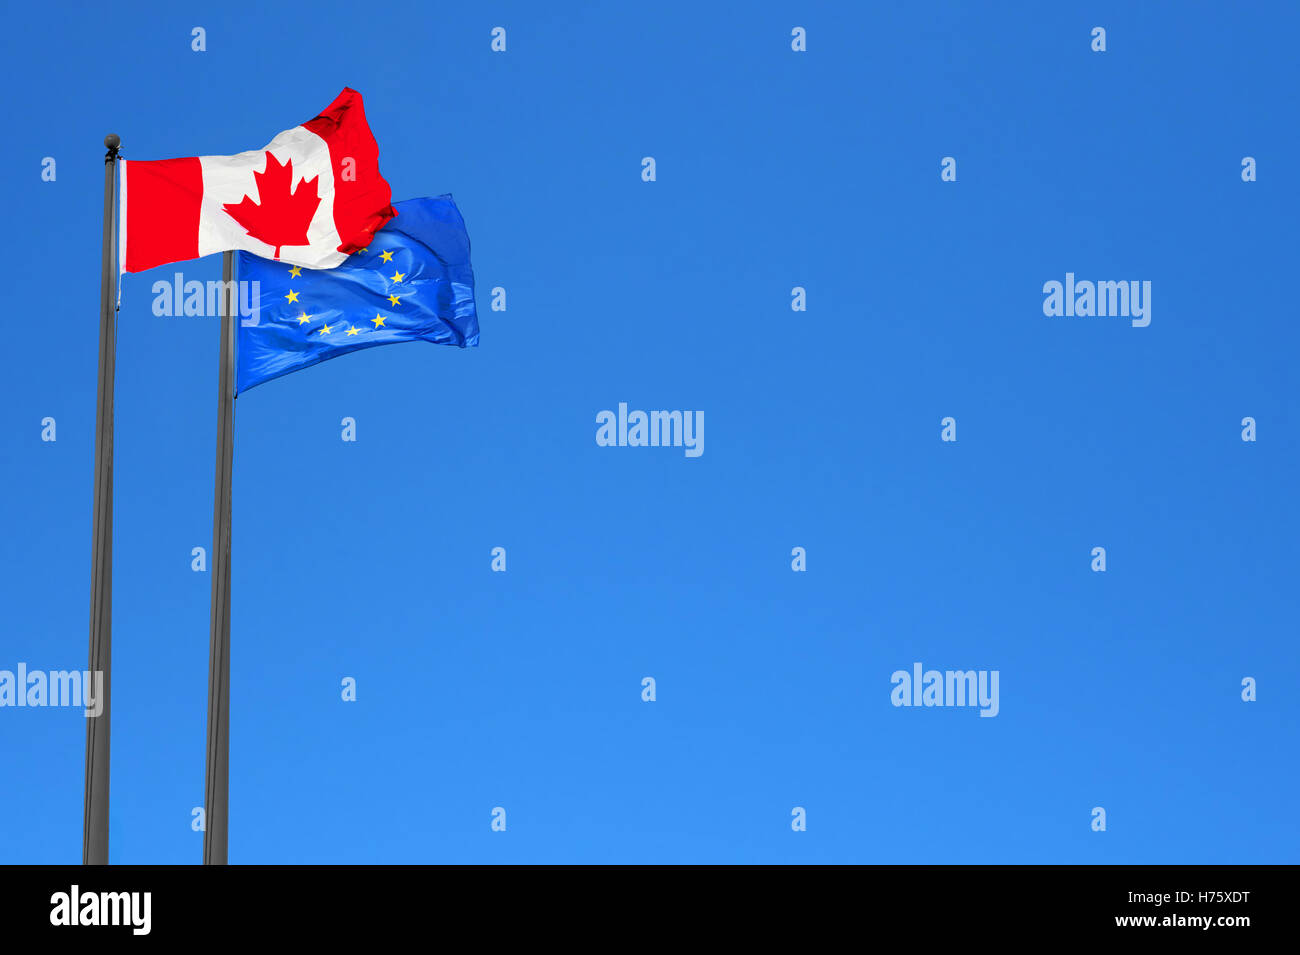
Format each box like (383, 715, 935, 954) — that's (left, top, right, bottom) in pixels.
(84, 133, 120, 866)
(203, 251, 236, 864)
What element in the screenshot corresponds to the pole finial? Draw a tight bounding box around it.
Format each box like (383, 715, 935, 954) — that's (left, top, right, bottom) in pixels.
(104, 134, 120, 149)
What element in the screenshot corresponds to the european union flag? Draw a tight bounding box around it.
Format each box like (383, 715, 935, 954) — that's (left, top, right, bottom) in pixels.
(236, 195, 478, 394)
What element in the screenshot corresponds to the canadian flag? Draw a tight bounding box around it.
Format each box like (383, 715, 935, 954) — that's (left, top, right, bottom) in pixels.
(120, 88, 397, 273)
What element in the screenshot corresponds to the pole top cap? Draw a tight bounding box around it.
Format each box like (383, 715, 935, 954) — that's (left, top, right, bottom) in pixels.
(104, 134, 120, 150)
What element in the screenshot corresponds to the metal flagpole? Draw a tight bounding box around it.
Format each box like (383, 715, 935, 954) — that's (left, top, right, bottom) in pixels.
(203, 250, 236, 865)
(84, 133, 120, 866)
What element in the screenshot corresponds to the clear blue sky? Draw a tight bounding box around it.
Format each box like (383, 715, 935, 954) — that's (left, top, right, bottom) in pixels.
(1, 1, 1297, 863)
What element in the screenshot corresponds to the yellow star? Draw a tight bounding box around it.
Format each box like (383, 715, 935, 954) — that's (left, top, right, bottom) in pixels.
(346, 325, 360, 336)
(390, 271, 405, 284)
(320, 323, 332, 335)
(359, 247, 368, 254)
(387, 294, 401, 306)
(285, 289, 299, 304)
(288, 265, 302, 278)
(379, 250, 394, 263)
(371, 314, 386, 328)
(296, 312, 310, 325)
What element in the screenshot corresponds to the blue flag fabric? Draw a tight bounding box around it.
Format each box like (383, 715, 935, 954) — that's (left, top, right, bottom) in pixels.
(235, 196, 477, 394)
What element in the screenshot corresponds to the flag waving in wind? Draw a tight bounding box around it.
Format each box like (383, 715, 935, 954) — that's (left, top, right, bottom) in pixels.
(119, 88, 396, 273)
(81, 87, 478, 865)
(236, 195, 478, 393)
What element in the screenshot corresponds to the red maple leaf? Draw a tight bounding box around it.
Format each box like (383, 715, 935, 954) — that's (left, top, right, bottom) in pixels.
(222, 152, 321, 259)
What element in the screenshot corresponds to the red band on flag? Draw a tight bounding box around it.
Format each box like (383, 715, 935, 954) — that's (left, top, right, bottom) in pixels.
(122, 157, 203, 273)
(303, 88, 398, 255)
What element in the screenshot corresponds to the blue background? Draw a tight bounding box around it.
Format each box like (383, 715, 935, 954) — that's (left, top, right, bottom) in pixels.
(1, 1, 1296, 863)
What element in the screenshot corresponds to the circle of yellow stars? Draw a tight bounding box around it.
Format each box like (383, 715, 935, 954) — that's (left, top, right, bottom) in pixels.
(280, 249, 405, 338)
